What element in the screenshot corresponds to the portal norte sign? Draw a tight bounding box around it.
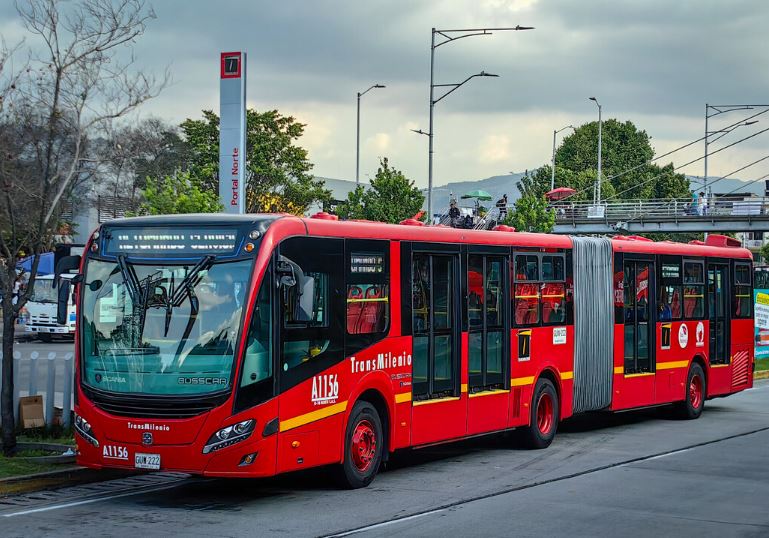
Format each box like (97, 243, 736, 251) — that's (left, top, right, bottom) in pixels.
(219, 51, 246, 214)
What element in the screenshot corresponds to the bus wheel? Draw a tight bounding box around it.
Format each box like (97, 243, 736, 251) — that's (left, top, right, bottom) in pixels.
(335, 401, 383, 489)
(676, 363, 706, 420)
(519, 378, 559, 449)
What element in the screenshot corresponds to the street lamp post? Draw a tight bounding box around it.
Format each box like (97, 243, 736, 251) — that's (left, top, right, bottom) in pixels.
(424, 26, 533, 224)
(356, 84, 385, 184)
(551, 125, 575, 191)
(589, 97, 602, 205)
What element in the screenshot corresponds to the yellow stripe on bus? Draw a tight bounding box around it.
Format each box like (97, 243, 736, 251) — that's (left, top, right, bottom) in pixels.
(413, 396, 461, 406)
(511, 376, 536, 387)
(468, 389, 509, 398)
(395, 392, 412, 404)
(346, 298, 389, 303)
(561, 371, 574, 380)
(656, 360, 688, 370)
(280, 401, 348, 432)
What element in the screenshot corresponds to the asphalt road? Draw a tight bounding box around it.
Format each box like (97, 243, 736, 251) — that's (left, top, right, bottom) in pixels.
(1, 381, 768, 538)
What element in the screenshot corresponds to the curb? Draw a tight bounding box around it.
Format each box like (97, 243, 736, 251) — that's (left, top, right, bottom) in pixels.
(0, 465, 86, 485)
(755, 369, 769, 381)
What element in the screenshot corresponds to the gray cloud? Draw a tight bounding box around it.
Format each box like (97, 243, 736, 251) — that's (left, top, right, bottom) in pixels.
(2, 0, 768, 185)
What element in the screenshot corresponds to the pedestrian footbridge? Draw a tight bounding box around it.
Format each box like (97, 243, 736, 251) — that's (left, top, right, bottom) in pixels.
(552, 197, 769, 234)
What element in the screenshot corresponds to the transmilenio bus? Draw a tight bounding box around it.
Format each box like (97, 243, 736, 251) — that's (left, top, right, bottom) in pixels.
(55, 213, 754, 488)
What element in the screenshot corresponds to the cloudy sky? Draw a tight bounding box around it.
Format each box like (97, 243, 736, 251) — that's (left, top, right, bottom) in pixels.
(3, 0, 769, 188)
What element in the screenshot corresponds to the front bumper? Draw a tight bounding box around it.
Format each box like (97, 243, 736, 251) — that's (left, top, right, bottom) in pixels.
(75, 432, 278, 478)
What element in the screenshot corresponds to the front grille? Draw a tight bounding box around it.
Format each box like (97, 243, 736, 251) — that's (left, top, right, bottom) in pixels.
(83, 386, 228, 419)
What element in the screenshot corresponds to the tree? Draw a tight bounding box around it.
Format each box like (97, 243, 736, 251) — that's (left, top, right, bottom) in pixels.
(337, 158, 425, 223)
(0, 0, 165, 456)
(137, 172, 222, 215)
(553, 119, 690, 201)
(504, 171, 555, 233)
(99, 118, 187, 208)
(180, 109, 330, 214)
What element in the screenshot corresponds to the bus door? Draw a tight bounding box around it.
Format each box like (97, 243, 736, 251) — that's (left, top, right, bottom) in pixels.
(707, 262, 731, 394)
(618, 258, 656, 408)
(410, 247, 464, 445)
(466, 248, 509, 436)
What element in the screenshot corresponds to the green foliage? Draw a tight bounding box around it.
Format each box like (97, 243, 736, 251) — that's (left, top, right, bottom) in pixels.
(337, 158, 424, 223)
(138, 172, 222, 215)
(760, 242, 769, 264)
(179, 109, 330, 213)
(503, 193, 555, 234)
(503, 171, 555, 233)
(553, 119, 690, 201)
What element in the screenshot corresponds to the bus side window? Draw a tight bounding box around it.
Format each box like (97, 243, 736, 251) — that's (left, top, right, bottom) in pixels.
(278, 237, 344, 393)
(733, 262, 752, 319)
(241, 268, 273, 388)
(346, 249, 389, 335)
(659, 258, 682, 321)
(513, 255, 540, 326)
(683, 260, 705, 319)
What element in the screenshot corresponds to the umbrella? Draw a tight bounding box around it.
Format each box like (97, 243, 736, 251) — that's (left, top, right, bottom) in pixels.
(546, 187, 576, 201)
(461, 189, 493, 201)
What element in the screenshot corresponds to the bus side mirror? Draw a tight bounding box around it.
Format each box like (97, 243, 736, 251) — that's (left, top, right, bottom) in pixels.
(295, 275, 315, 322)
(57, 279, 71, 325)
(277, 256, 315, 322)
(54, 255, 81, 288)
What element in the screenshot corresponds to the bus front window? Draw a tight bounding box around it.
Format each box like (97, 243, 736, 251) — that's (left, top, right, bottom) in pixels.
(81, 258, 252, 396)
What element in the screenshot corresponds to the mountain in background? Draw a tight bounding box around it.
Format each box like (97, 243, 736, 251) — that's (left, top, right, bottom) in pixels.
(315, 173, 766, 214)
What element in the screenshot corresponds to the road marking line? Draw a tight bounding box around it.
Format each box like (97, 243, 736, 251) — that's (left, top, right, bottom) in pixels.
(327, 508, 446, 537)
(2, 482, 185, 518)
(322, 425, 769, 538)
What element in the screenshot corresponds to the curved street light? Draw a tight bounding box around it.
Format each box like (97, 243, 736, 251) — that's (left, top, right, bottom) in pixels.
(589, 97, 602, 204)
(424, 26, 534, 224)
(551, 124, 575, 190)
(356, 84, 386, 184)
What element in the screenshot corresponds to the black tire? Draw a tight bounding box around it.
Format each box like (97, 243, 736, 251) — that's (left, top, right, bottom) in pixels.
(675, 363, 706, 419)
(38, 333, 53, 343)
(335, 401, 383, 489)
(518, 378, 559, 449)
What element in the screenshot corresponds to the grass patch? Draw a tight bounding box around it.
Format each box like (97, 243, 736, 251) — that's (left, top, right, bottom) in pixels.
(0, 454, 63, 479)
(756, 358, 769, 372)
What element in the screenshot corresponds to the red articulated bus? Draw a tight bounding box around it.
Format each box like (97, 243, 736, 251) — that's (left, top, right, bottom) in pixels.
(58, 214, 754, 488)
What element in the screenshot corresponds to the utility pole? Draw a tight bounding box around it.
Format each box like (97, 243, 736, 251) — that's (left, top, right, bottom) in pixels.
(356, 84, 385, 184)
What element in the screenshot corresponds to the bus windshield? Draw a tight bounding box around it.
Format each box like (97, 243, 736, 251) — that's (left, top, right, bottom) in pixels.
(81, 257, 253, 396)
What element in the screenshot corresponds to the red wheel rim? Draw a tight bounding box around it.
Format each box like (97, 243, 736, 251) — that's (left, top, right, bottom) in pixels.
(689, 374, 703, 409)
(536, 392, 554, 435)
(351, 419, 377, 473)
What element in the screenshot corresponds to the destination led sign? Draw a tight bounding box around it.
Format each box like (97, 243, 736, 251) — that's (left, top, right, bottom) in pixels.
(104, 227, 240, 255)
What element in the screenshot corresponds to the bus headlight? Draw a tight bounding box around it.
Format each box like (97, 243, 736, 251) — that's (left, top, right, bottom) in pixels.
(74, 412, 99, 448)
(202, 419, 255, 454)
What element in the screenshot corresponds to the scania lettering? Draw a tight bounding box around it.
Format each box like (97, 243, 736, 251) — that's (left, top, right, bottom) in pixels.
(62, 214, 754, 488)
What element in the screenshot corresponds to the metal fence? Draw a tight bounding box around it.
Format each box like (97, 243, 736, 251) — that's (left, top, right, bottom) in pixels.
(553, 196, 769, 224)
(2, 352, 74, 428)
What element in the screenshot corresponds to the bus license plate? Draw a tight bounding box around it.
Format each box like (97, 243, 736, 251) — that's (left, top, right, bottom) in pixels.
(135, 453, 160, 470)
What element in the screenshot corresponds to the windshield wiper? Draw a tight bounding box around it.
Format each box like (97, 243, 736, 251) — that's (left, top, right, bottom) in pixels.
(117, 255, 142, 306)
(170, 255, 215, 307)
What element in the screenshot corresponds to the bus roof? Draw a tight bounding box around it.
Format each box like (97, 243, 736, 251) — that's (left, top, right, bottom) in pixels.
(99, 213, 752, 260)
